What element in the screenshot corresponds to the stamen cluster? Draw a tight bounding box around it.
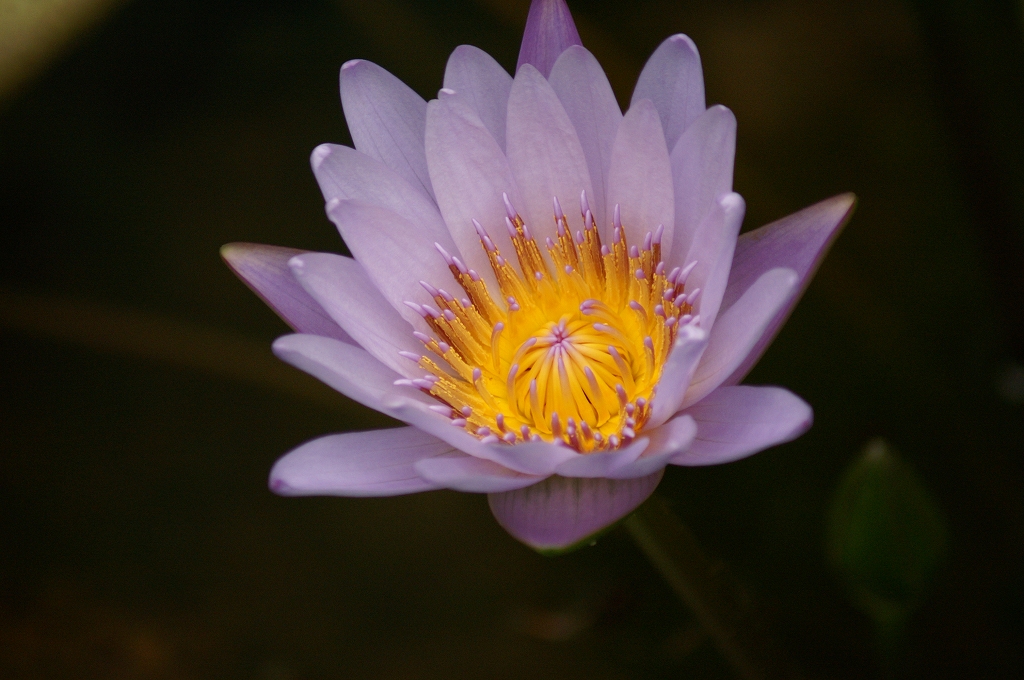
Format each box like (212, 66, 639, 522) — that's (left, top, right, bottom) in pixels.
(397, 192, 700, 452)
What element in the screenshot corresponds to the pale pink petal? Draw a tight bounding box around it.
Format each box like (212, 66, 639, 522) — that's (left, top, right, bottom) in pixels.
(631, 34, 705, 151)
(310, 143, 447, 235)
(610, 414, 697, 478)
(288, 252, 423, 377)
(506, 64, 594, 246)
(488, 471, 664, 551)
(415, 453, 545, 493)
(516, 0, 582, 78)
(720, 193, 857, 386)
(339, 59, 434, 201)
(671, 386, 812, 466)
(269, 427, 450, 497)
(548, 45, 622, 229)
(683, 268, 798, 407)
(606, 98, 675, 257)
(443, 45, 513, 150)
(425, 96, 521, 296)
(326, 198, 458, 331)
(221, 243, 352, 343)
(684, 192, 745, 332)
(667, 106, 736, 264)
(647, 323, 708, 428)
(553, 437, 648, 478)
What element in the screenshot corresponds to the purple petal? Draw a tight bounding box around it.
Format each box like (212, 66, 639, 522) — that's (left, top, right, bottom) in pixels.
(221, 242, 352, 343)
(516, 0, 582, 78)
(288, 252, 422, 377)
(326, 198, 459, 331)
(443, 45, 513, 151)
(553, 436, 648, 478)
(488, 471, 664, 552)
(631, 34, 705, 151)
(506, 64, 594, 246)
(647, 323, 708, 428)
(548, 45, 622, 229)
(272, 333, 400, 411)
(425, 96, 522, 296)
(415, 453, 545, 493)
(611, 414, 697, 478)
(606, 98, 675, 258)
(672, 386, 812, 466)
(382, 394, 517, 461)
(269, 427, 449, 497)
(273, 334, 498, 461)
(310, 143, 447, 236)
(339, 59, 434, 201)
(477, 438, 579, 475)
(720, 193, 857, 386)
(684, 268, 798, 407)
(667, 106, 736, 265)
(684, 192, 745, 332)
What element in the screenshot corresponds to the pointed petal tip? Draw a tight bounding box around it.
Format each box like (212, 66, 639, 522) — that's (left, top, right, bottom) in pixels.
(670, 33, 697, 49)
(341, 59, 363, 71)
(673, 386, 813, 466)
(837, 191, 858, 214)
(517, 0, 583, 78)
(269, 475, 293, 495)
(219, 241, 243, 264)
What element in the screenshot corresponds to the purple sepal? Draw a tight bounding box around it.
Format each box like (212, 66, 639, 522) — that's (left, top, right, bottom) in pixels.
(517, 0, 583, 78)
(488, 471, 663, 553)
(221, 242, 352, 343)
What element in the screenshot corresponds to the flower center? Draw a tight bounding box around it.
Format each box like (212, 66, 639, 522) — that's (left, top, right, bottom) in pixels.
(398, 192, 698, 452)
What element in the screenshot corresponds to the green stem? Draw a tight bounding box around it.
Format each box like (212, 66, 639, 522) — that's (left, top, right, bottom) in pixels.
(624, 495, 799, 680)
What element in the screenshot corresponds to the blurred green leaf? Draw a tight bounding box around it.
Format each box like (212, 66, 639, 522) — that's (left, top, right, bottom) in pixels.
(826, 438, 947, 639)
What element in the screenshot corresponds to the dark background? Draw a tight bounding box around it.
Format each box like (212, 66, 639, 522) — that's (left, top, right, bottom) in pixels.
(2, 0, 1023, 677)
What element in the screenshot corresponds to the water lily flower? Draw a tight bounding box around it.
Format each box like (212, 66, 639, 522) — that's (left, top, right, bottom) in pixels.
(222, 0, 854, 552)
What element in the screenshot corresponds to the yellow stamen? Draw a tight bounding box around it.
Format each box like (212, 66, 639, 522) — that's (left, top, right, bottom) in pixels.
(411, 196, 695, 452)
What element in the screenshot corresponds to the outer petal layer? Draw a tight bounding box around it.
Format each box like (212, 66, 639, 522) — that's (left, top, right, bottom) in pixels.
(608, 414, 697, 479)
(631, 34, 705, 151)
(221, 243, 352, 343)
(272, 334, 495, 461)
(668, 106, 737, 265)
(326, 198, 458, 331)
(671, 385, 812, 466)
(443, 45, 513, 151)
(310, 143, 447, 236)
(720, 193, 856, 386)
(489, 471, 664, 552)
(684, 192, 745, 332)
(647, 323, 708, 427)
(516, 0, 582, 78)
(340, 59, 434, 201)
(415, 454, 544, 493)
(288, 252, 422, 377)
(269, 427, 449, 497)
(684, 267, 798, 406)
